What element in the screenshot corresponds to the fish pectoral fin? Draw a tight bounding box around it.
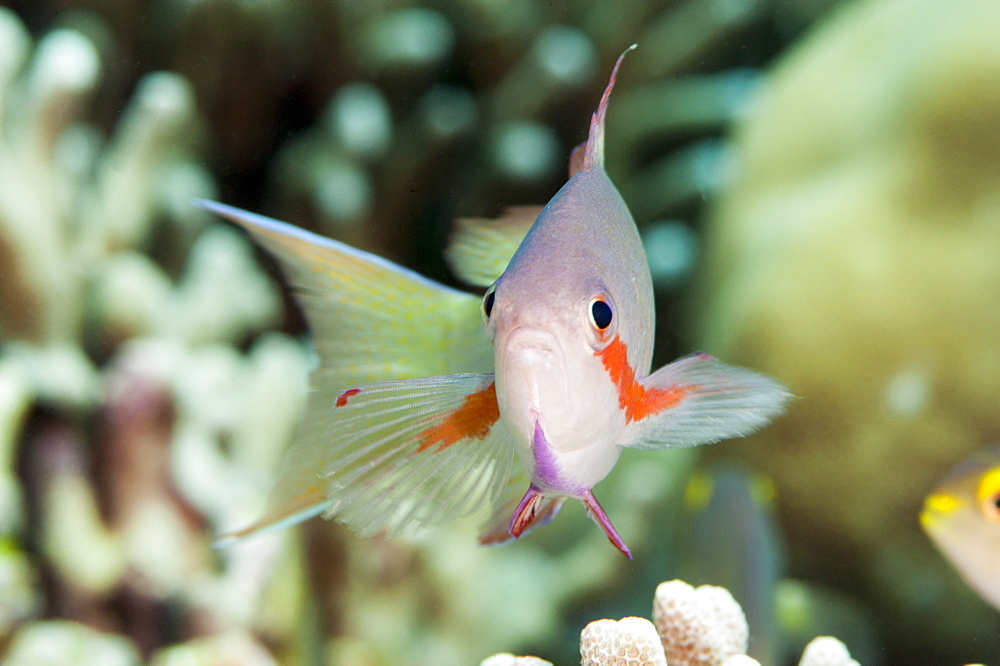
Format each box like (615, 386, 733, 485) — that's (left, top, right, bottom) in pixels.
(217, 373, 517, 542)
(624, 352, 792, 450)
(319, 373, 518, 537)
(445, 206, 540, 288)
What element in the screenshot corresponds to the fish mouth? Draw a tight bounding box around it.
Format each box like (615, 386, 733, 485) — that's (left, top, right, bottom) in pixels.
(494, 326, 571, 449)
(497, 327, 567, 384)
(502, 326, 563, 356)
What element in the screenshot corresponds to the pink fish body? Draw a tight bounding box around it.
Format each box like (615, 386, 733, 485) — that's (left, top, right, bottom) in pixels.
(201, 46, 789, 558)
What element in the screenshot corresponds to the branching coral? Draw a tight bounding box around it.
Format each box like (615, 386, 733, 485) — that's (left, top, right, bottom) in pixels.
(0, 6, 310, 660)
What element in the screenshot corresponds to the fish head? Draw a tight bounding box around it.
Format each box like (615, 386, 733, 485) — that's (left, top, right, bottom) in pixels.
(485, 167, 654, 478)
(921, 446, 1000, 610)
(482, 46, 653, 493)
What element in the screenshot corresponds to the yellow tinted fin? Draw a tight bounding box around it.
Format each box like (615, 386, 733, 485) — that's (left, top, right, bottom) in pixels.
(196, 201, 494, 542)
(322, 374, 514, 536)
(220, 374, 515, 543)
(445, 206, 540, 288)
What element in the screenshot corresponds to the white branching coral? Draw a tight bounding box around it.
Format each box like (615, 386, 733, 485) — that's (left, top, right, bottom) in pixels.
(480, 654, 554, 666)
(798, 636, 860, 666)
(652, 580, 748, 666)
(721, 656, 761, 666)
(0, 6, 310, 656)
(580, 617, 667, 666)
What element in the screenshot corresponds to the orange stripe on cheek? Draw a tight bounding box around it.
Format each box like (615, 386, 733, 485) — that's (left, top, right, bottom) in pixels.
(416, 382, 500, 453)
(596, 336, 689, 423)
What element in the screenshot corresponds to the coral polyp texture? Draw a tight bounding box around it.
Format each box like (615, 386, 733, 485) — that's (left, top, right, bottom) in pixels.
(580, 617, 667, 666)
(652, 580, 748, 666)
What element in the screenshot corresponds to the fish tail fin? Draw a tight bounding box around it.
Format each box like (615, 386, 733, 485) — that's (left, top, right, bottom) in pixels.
(584, 44, 637, 171)
(446, 206, 542, 288)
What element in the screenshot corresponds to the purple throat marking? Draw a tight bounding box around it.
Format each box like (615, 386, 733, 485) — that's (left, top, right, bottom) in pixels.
(528, 422, 631, 558)
(531, 421, 576, 492)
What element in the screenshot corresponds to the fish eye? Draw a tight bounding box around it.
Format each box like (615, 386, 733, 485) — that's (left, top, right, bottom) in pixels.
(482, 286, 496, 320)
(981, 492, 1000, 523)
(590, 297, 613, 330)
(980, 490, 1000, 523)
(976, 467, 1000, 524)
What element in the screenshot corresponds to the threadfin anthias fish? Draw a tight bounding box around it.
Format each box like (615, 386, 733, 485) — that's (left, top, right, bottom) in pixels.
(921, 446, 1000, 610)
(199, 46, 790, 558)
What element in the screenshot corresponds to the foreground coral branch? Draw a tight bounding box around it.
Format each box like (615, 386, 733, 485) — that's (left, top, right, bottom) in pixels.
(653, 580, 748, 665)
(482, 579, 861, 666)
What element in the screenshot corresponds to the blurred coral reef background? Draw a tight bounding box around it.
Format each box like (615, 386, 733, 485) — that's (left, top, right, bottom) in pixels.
(0, 0, 997, 664)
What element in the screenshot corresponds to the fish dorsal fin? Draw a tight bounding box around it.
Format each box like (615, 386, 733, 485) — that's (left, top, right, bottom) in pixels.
(583, 44, 636, 171)
(446, 206, 541, 287)
(568, 142, 586, 177)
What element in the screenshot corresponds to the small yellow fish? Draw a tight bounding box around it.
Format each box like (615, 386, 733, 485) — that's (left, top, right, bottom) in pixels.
(199, 46, 790, 558)
(921, 446, 1000, 610)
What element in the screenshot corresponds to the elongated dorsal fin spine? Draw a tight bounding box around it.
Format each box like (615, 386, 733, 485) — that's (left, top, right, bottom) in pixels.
(583, 44, 636, 171)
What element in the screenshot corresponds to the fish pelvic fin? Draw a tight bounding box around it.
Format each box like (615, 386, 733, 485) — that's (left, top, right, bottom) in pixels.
(475, 472, 559, 545)
(482, 484, 631, 559)
(505, 485, 564, 539)
(616, 349, 792, 450)
(581, 489, 632, 559)
(583, 44, 636, 171)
